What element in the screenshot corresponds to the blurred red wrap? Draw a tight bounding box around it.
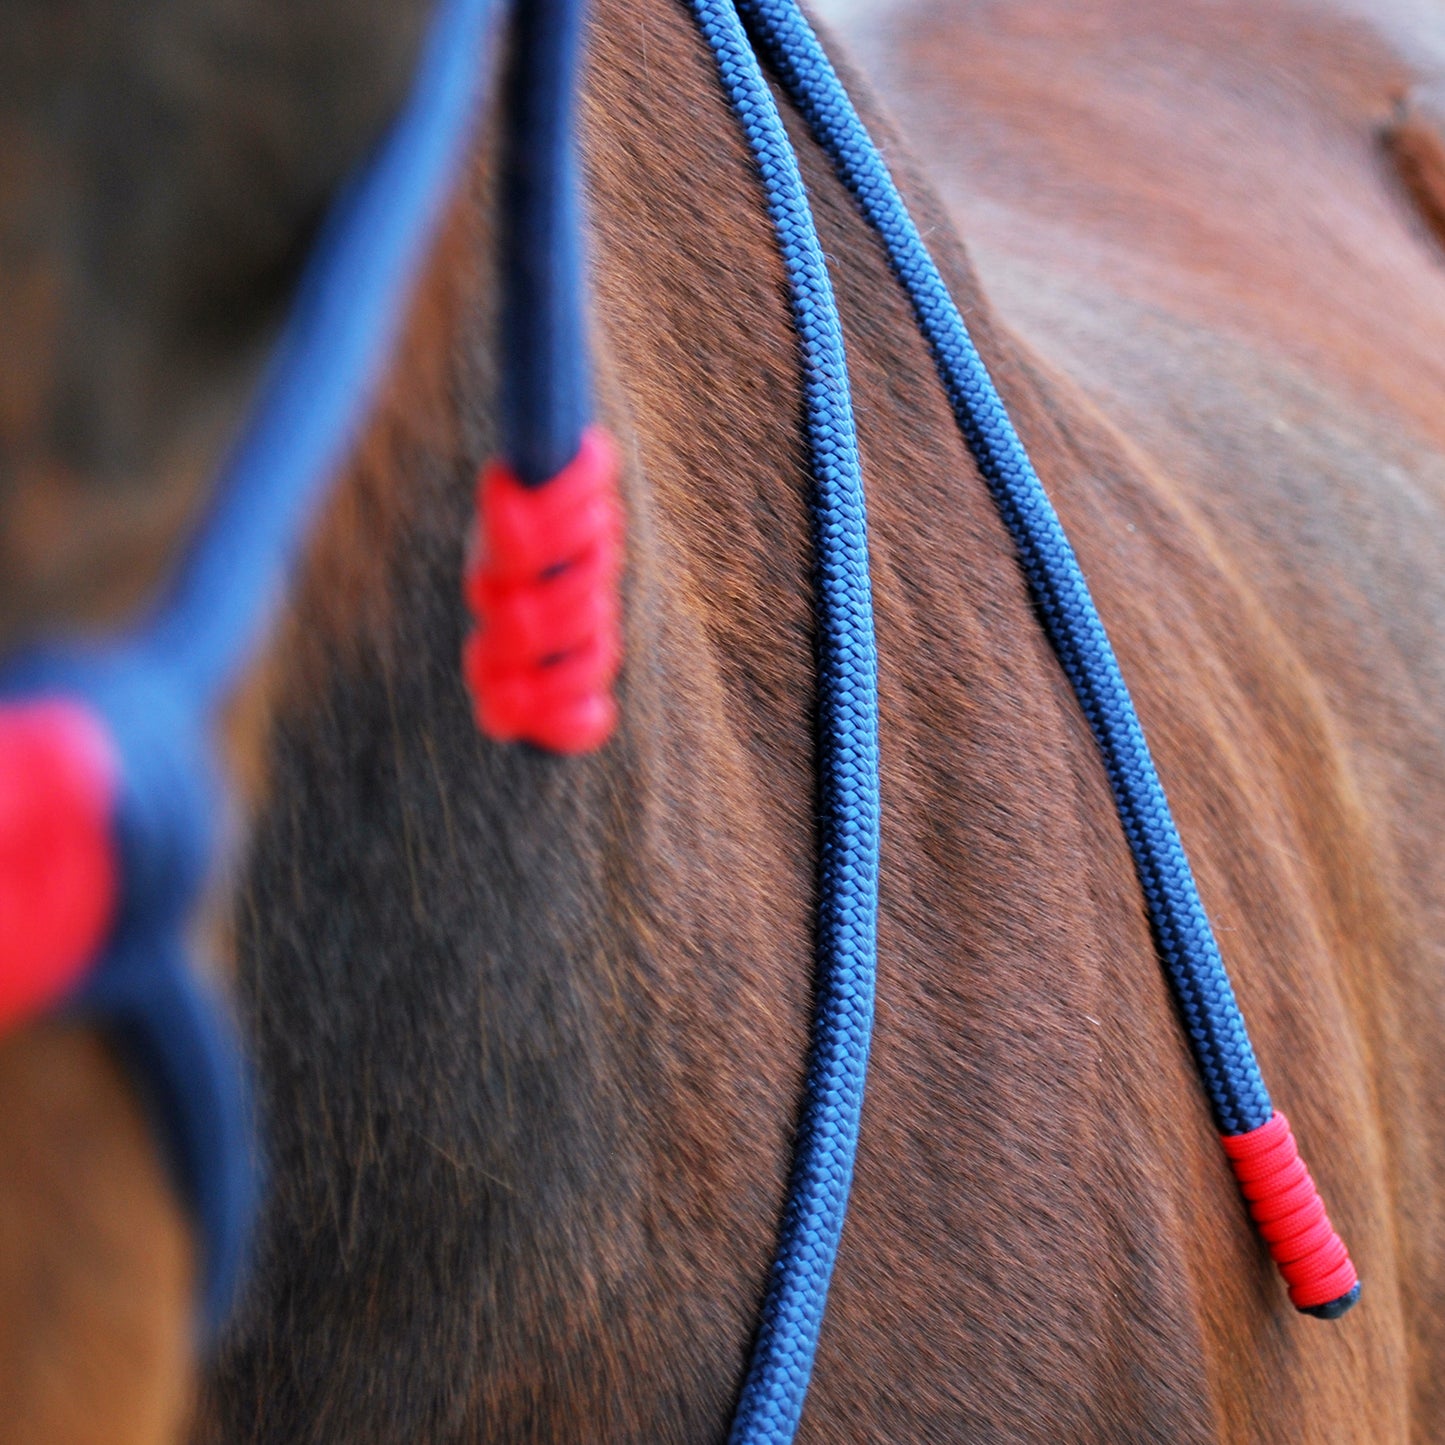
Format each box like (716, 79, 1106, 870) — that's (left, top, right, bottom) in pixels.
(0, 699, 119, 1033)
(463, 426, 623, 754)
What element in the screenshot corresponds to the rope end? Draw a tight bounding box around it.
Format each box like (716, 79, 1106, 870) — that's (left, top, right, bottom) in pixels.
(462, 426, 622, 753)
(1299, 1278, 1362, 1320)
(1221, 1110, 1360, 1318)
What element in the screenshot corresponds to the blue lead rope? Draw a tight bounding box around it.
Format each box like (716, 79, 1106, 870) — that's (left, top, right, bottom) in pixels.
(690, 0, 1358, 1437)
(685, 1, 882, 1440)
(731, 0, 1271, 1140)
(732, 0, 1362, 1322)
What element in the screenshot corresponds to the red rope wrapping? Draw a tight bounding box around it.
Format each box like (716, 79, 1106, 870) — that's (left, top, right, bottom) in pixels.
(462, 426, 622, 753)
(0, 700, 118, 1034)
(1221, 1110, 1358, 1311)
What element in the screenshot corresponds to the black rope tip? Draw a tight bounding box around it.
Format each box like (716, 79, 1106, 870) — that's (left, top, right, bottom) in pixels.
(1299, 1280, 1362, 1320)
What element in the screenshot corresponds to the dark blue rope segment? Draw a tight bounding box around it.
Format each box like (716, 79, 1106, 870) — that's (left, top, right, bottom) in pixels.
(500, 0, 594, 484)
(685, 1, 882, 1440)
(735, 0, 1272, 1138)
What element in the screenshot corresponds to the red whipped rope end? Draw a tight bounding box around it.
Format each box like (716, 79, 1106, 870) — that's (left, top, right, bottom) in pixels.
(462, 427, 623, 755)
(1221, 1110, 1360, 1319)
(0, 699, 119, 1034)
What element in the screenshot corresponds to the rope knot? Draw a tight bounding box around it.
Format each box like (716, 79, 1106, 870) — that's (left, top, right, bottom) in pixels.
(462, 425, 622, 753)
(0, 699, 119, 1033)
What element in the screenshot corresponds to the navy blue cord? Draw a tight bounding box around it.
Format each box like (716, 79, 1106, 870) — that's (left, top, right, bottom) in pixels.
(685, 1, 881, 1440)
(733, 0, 1272, 1138)
(500, 0, 594, 484)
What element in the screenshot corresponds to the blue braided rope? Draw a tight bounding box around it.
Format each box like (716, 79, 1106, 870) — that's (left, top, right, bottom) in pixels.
(732, 0, 1271, 1137)
(686, 1, 882, 1440)
(499, 0, 593, 485)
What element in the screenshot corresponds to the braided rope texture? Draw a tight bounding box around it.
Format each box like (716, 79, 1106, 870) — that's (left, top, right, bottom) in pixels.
(686, 1, 882, 1440)
(734, 0, 1273, 1135)
(731, 0, 1358, 1322)
(1223, 1112, 1361, 1315)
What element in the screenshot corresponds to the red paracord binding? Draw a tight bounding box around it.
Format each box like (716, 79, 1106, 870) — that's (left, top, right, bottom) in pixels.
(1221, 1110, 1360, 1315)
(462, 426, 622, 753)
(0, 699, 119, 1033)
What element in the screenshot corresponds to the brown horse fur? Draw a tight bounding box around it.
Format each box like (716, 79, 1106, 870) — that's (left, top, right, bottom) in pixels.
(0, 1028, 193, 1444)
(2, 0, 1445, 1439)
(1389, 81, 1445, 249)
(0, 0, 435, 643)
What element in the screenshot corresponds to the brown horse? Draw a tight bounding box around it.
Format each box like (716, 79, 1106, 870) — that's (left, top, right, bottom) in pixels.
(3, 0, 1444, 1439)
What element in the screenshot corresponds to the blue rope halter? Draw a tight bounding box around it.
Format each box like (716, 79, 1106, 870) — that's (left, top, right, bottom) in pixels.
(0, 0, 501, 1328)
(0, 0, 1357, 1418)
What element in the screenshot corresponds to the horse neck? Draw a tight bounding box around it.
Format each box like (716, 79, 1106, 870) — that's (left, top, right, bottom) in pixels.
(199, 0, 1227, 1438)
